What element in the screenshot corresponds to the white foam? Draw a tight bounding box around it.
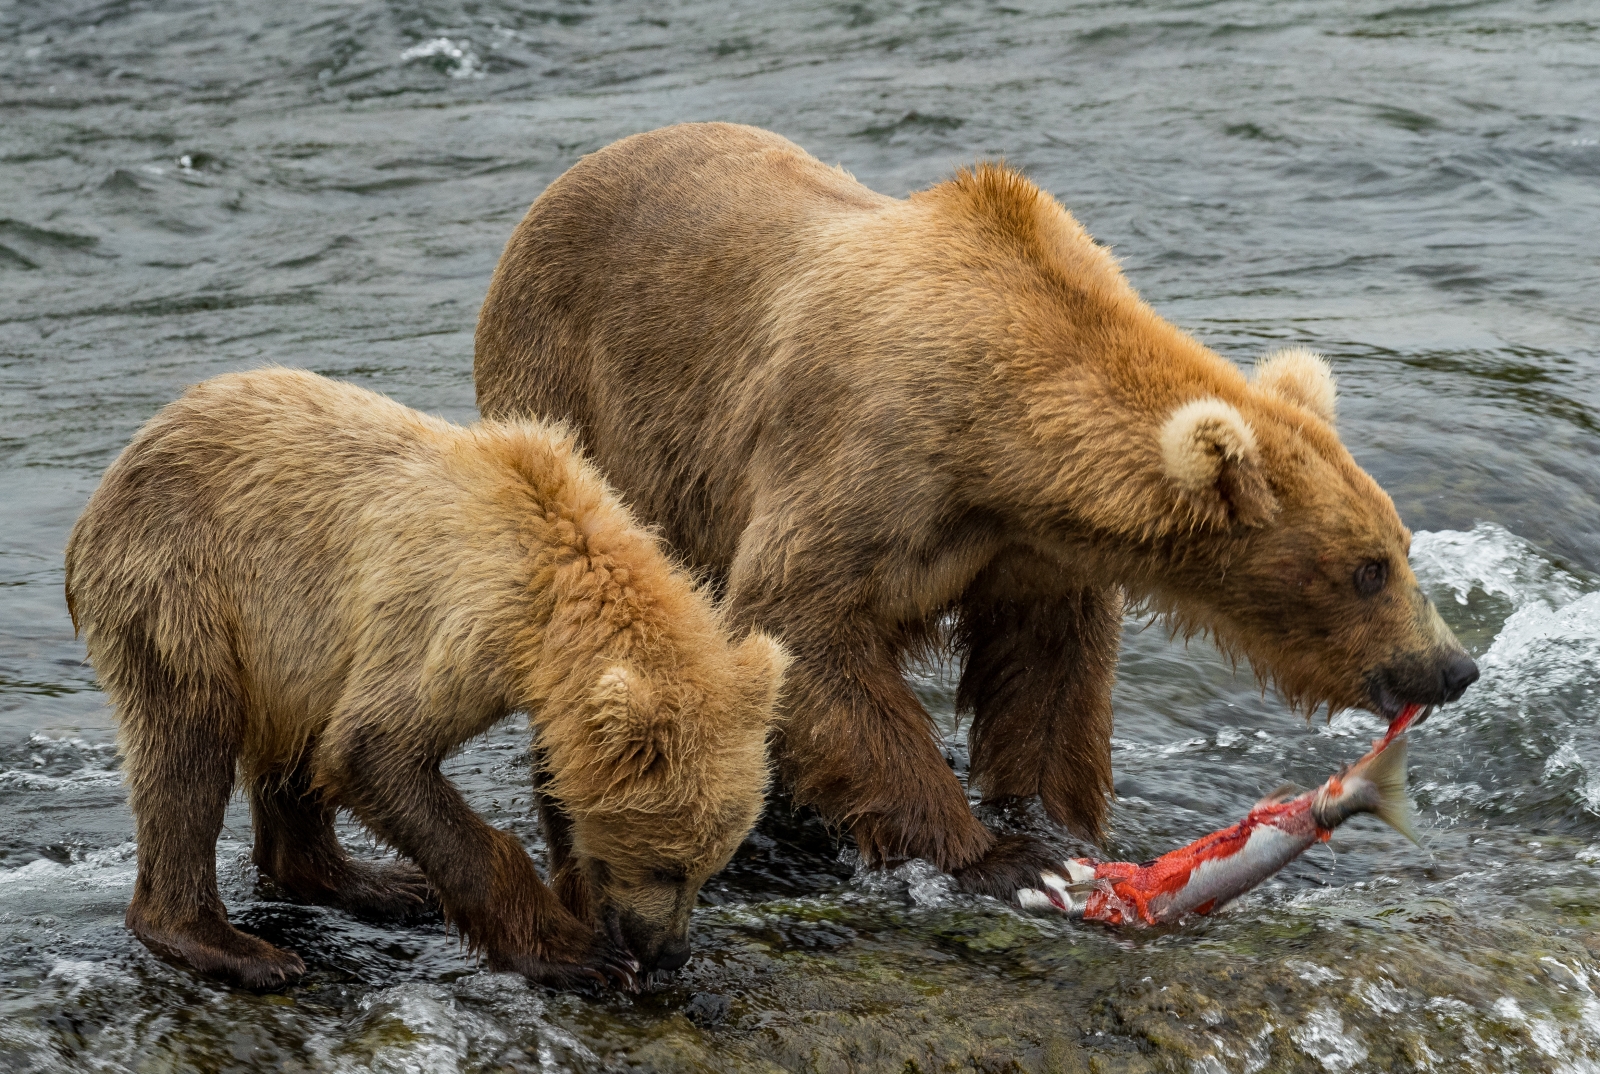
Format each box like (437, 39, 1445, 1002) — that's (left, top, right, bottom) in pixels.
(46, 958, 137, 997)
(1482, 592, 1600, 684)
(296, 976, 600, 1073)
(0, 841, 136, 893)
(302, 983, 473, 1074)
(1292, 1005, 1368, 1071)
(1244, 1023, 1276, 1073)
(0, 1019, 53, 1064)
(0, 766, 123, 791)
(398, 37, 483, 79)
(0, 734, 121, 793)
(1410, 527, 1600, 820)
(1357, 976, 1408, 1014)
(1286, 959, 1343, 984)
(1412, 523, 1584, 609)
(897, 858, 957, 908)
(844, 854, 959, 907)
(1542, 960, 1593, 998)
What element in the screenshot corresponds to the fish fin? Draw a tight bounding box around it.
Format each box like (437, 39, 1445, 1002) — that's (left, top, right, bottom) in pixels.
(1364, 737, 1422, 845)
(1254, 782, 1303, 808)
(1062, 860, 1098, 886)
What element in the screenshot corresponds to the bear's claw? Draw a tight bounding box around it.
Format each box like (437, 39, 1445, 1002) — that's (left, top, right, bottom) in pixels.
(331, 859, 437, 922)
(502, 940, 640, 992)
(951, 832, 1065, 900)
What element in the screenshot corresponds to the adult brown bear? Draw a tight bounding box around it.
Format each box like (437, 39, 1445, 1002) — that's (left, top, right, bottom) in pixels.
(474, 123, 1478, 897)
(66, 368, 788, 987)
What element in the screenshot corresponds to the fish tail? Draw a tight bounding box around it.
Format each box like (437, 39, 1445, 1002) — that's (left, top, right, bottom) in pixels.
(1362, 737, 1421, 845)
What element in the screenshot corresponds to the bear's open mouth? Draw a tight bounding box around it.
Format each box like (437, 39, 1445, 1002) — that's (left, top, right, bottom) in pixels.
(1367, 678, 1436, 727)
(1369, 680, 1406, 720)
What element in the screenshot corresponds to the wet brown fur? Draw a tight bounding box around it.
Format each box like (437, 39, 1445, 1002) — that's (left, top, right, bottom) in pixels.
(474, 122, 1471, 893)
(65, 367, 787, 988)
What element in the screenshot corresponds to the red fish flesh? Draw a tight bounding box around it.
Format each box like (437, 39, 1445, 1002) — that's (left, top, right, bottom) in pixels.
(1019, 705, 1423, 925)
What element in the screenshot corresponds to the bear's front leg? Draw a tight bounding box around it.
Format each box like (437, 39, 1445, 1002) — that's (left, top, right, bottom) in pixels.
(531, 765, 593, 925)
(956, 552, 1122, 844)
(757, 615, 995, 871)
(730, 525, 1073, 894)
(773, 626, 1077, 900)
(320, 715, 636, 991)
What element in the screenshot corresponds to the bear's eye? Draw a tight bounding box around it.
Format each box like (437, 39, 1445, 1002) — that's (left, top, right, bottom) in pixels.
(1353, 560, 1388, 597)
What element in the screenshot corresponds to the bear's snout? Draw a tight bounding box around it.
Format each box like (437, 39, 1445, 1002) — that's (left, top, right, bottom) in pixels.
(605, 898, 695, 976)
(1441, 652, 1480, 702)
(652, 935, 691, 972)
(1368, 648, 1480, 716)
(619, 920, 692, 975)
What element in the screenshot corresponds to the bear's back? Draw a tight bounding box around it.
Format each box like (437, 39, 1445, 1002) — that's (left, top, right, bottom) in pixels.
(64, 369, 628, 728)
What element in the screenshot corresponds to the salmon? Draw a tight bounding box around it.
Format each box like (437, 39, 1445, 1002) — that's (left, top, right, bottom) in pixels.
(1020, 705, 1424, 925)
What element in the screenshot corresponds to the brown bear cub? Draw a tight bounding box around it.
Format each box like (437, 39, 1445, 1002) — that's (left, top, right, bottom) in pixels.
(65, 367, 788, 989)
(475, 122, 1479, 900)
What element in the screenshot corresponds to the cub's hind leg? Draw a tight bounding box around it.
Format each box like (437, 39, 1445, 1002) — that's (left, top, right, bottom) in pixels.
(250, 758, 433, 921)
(111, 624, 305, 988)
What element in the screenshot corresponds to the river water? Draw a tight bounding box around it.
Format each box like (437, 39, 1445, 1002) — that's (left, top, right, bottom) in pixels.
(3, 0, 1598, 1070)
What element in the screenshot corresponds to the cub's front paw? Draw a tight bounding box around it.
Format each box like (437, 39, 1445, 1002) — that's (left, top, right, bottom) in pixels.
(494, 938, 641, 993)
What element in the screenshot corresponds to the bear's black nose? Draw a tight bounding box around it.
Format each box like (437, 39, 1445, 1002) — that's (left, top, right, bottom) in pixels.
(1441, 653, 1479, 701)
(653, 939, 691, 972)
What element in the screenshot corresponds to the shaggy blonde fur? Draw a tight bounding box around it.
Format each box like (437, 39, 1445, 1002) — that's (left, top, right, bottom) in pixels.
(474, 123, 1476, 896)
(65, 367, 786, 988)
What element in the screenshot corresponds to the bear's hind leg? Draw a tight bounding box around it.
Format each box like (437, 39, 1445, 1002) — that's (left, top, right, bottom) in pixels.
(250, 761, 433, 922)
(112, 626, 305, 988)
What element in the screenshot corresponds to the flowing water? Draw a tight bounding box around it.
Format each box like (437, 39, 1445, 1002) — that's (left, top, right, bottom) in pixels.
(3, 0, 1599, 1070)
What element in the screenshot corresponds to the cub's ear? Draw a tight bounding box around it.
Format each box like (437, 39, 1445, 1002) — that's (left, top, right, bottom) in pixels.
(1253, 347, 1336, 424)
(732, 631, 791, 725)
(1159, 398, 1278, 528)
(588, 663, 667, 781)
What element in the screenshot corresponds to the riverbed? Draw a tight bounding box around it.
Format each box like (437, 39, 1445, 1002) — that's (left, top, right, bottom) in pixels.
(3, 0, 1598, 1070)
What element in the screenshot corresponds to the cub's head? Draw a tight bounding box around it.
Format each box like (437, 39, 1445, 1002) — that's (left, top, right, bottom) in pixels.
(540, 631, 788, 975)
(1153, 347, 1478, 720)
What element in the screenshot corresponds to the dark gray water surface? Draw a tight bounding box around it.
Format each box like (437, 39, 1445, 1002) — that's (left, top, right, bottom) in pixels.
(3, 1, 1599, 1070)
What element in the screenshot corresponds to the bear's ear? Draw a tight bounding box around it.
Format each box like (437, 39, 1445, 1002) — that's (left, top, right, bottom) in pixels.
(588, 663, 669, 781)
(1252, 347, 1336, 424)
(1159, 398, 1278, 528)
(731, 631, 791, 726)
